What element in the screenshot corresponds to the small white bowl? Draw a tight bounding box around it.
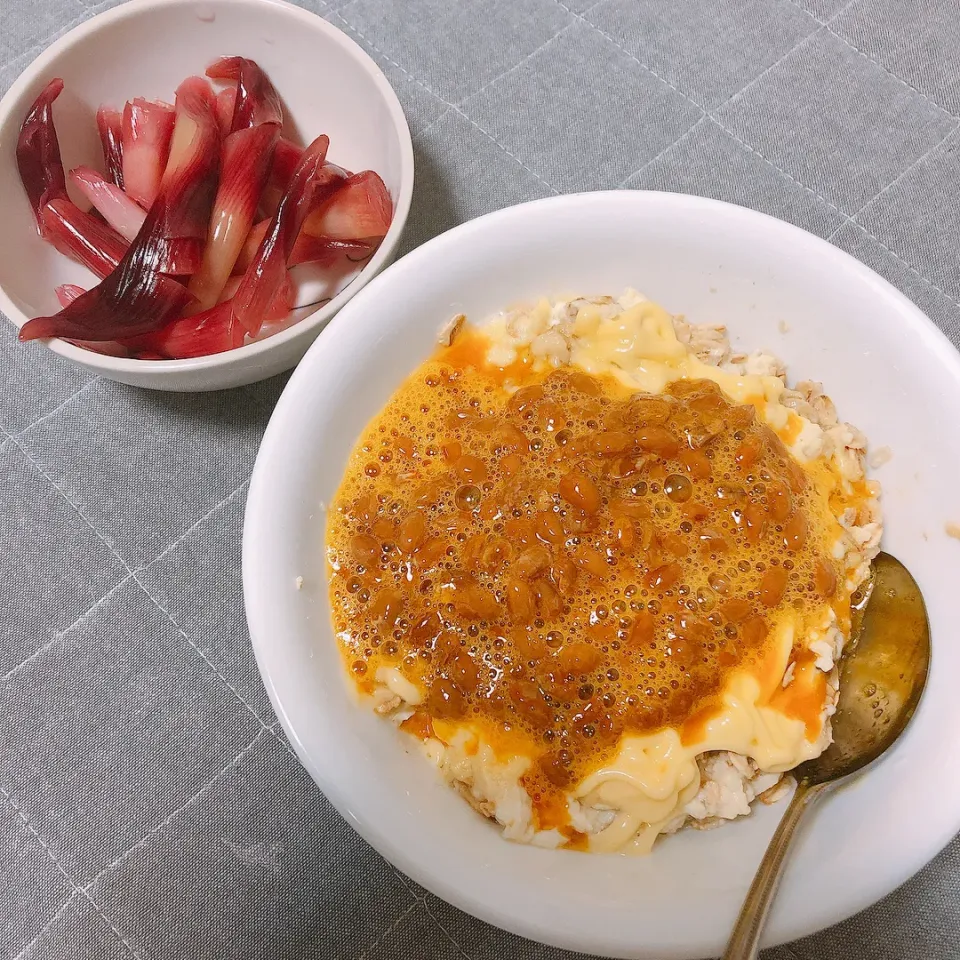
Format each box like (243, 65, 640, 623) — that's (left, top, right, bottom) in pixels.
(0, 0, 413, 391)
(244, 192, 960, 958)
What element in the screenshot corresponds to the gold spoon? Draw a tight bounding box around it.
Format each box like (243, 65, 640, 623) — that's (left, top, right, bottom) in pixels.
(722, 552, 930, 960)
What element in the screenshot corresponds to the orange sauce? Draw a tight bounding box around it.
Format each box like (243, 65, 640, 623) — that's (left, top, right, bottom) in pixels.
(769, 653, 828, 739)
(327, 329, 845, 809)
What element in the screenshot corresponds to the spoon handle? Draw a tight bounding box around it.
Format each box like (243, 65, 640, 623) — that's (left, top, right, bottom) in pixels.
(721, 780, 829, 960)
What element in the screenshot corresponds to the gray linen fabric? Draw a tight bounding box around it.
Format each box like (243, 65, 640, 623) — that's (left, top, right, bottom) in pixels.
(2, 1, 959, 958)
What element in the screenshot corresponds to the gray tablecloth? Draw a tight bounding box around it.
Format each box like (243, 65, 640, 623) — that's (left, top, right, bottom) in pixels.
(2, 1, 959, 958)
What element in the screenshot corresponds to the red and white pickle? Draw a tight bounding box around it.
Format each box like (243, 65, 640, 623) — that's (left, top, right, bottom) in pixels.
(15, 58, 393, 359)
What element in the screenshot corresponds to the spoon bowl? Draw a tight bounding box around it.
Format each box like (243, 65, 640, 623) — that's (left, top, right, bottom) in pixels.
(800, 552, 930, 786)
(723, 551, 931, 959)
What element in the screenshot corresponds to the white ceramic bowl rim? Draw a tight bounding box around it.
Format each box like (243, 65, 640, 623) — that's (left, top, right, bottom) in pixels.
(244, 190, 960, 959)
(0, 0, 414, 375)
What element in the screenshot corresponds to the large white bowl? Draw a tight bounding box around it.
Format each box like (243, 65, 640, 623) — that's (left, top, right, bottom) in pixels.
(243, 192, 960, 959)
(0, 0, 413, 391)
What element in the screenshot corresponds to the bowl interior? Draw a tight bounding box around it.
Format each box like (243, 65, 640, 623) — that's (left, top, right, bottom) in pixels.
(245, 192, 960, 959)
(0, 0, 407, 336)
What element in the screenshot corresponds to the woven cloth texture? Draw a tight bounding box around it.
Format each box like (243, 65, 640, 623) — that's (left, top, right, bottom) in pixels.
(1, 1, 958, 958)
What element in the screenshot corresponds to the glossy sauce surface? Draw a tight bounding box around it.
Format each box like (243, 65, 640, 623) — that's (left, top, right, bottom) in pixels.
(327, 330, 846, 809)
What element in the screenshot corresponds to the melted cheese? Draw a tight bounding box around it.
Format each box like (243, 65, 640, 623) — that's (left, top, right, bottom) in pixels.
(570, 301, 790, 430)
(410, 614, 834, 854)
(376, 666, 423, 705)
(573, 619, 829, 852)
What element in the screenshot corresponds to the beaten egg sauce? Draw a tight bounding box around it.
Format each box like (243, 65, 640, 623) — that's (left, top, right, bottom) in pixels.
(327, 301, 863, 852)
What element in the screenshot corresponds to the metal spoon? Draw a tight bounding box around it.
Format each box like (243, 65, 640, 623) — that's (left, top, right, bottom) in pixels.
(722, 552, 930, 960)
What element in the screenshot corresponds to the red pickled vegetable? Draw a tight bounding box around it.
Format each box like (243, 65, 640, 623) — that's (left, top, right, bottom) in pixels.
(20, 77, 220, 343)
(234, 163, 350, 273)
(231, 135, 333, 336)
(157, 78, 220, 242)
(134, 78, 220, 278)
(39, 198, 126, 279)
(126, 299, 244, 358)
(17, 78, 68, 228)
(234, 218, 268, 273)
(55, 284, 85, 307)
(55, 285, 133, 356)
(20, 263, 193, 342)
(257, 185, 282, 222)
(40, 197, 198, 279)
(70, 166, 146, 241)
(70, 338, 134, 357)
(96, 106, 124, 188)
(258, 138, 307, 217)
(121, 98, 175, 209)
(288, 234, 377, 268)
(188, 120, 279, 310)
(206, 56, 282, 131)
(270, 136, 302, 190)
(214, 273, 290, 320)
(214, 84, 237, 137)
(302, 170, 392, 241)
(156, 238, 202, 275)
(18, 59, 390, 360)
(218, 274, 242, 303)
(267, 271, 295, 324)
(135, 269, 288, 358)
